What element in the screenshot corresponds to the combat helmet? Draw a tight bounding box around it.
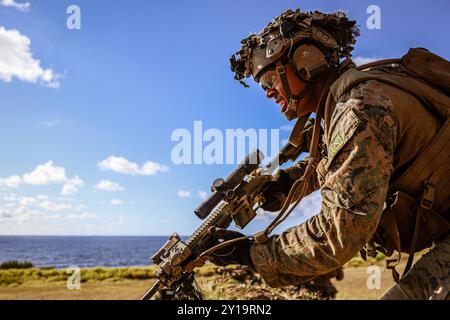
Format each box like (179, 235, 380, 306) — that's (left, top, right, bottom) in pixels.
(230, 9, 359, 120)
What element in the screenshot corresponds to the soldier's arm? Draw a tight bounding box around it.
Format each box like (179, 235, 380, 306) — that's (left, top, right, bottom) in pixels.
(250, 81, 398, 287)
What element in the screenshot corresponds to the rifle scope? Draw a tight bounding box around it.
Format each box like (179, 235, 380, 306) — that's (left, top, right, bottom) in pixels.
(194, 149, 264, 220)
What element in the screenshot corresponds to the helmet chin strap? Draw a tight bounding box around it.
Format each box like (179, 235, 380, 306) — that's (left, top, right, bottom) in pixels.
(276, 61, 315, 121)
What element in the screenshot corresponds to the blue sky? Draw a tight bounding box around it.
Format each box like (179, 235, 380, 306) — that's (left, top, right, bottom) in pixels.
(0, 0, 449, 236)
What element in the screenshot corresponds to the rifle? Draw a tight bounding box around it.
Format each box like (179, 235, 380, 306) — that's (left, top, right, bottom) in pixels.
(141, 122, 311, 300)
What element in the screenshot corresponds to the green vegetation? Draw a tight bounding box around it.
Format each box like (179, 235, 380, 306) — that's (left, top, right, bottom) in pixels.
(0, 264, 220, 287)
(0, 260, 34, 269)
(0, 266, 154, 286)
(0, 256, 384, 287)
(0, 263, 397, 300)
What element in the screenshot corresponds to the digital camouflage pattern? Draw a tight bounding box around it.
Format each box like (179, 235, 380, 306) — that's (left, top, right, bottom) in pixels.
(250, 80, 397, 287)
(381, 234, 450, 300)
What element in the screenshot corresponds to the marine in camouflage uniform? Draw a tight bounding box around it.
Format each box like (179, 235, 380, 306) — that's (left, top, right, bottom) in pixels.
(250, 79, 450, 299)
(210, 9, 449, 300)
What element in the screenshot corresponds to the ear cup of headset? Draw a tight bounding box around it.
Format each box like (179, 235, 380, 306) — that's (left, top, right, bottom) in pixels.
(291, 44, 329, 81)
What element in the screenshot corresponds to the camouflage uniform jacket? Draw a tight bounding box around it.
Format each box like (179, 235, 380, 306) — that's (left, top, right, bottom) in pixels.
(250, 74, 442, 287)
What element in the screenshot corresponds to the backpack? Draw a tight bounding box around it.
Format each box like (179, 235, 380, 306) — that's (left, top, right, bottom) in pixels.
(329, 48, 450, 281)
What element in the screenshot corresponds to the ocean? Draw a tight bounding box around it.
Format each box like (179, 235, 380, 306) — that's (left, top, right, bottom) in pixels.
(0, 236, 175, 269)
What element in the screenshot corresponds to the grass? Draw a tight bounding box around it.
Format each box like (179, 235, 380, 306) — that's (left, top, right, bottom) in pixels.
(0, 254, 426, 300)
(0, 263, 393, 300)
(0, 254, 386, 287)
(0, 264, 220, 287)
(0, 252, 392, 287)
(0, 260, 34, 269)
(0, 266, 155, 286)
(0, 259, 407, 300)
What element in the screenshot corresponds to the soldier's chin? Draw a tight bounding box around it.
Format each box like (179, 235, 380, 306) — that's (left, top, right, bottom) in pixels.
(282, 102, 299, 121)
(282, 109, 298, 121)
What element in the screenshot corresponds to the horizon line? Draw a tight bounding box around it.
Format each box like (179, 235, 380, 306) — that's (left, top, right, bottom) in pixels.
(0, 234, 189, 237)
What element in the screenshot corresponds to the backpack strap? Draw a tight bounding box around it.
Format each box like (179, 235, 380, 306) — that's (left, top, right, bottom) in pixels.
(378, 208, 402, 283)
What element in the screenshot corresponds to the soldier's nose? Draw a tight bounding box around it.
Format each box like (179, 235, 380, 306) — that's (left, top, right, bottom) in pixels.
(265, 89, 277, 99)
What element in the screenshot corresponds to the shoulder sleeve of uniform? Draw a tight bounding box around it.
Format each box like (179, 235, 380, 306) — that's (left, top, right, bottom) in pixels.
(324, 80, 398, 208)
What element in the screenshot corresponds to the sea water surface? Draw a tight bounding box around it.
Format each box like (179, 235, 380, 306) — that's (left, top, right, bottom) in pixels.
(0, 236, 173, 268)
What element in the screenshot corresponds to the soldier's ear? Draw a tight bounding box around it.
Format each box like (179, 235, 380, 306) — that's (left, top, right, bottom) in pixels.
(291, 43, 329, 82)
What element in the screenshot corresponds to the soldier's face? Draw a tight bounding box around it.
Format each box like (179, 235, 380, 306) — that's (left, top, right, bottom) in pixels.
(260, 63, 317, 117)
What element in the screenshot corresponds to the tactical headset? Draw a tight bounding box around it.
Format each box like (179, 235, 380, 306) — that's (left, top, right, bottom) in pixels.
(273, 40, 331, 120)
(291, 43, 330, 82)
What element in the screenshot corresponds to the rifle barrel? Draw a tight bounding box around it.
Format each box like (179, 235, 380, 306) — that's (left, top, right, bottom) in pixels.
(141, 279, 162, 300)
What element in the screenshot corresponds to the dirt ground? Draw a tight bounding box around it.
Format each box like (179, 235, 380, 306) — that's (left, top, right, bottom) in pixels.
(0, 264, 399, 300)
(0, 280, 152, 300)
(333, 266, 396, 299)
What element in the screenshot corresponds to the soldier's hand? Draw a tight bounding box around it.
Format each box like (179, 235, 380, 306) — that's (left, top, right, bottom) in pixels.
(206, 227, 255, 269)
(260, 169, 294, 212)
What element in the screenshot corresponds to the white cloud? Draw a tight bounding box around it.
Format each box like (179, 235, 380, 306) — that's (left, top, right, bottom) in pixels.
(0, 175, 21, 188)
(38, 200, 71, 212)
(61, 183, 78, 196)
(61, 176, 84, 196)
(69, 177, 83, 186)
(0, 209, 12, 219)
(177, 190, 191, 198)
(98, 156, 169, 176)
(41, 119, 71, 127)
(0, 26, 60, 87)
(353, 56, 386, 67)
(15, 211, 36, 224)
(95, 180, 124, 192)
(72, 204, 87, 212)
(18, 196, 37, 206)
(4, 194, 72, 213)
(11, 196, 71, 212)
(111, 199, 123, 206)
(0, 0, 30, 12)
(79, 212, 98, 220)
(22, 161, 66, 185)
(68, 212, 98, 220)
(196, 190, 208, 200)
(42, 119, 60, 127)
(0, 194, 89, 226)
(3, 194, 17, 202)
(0, 162, 84, 196)
(141, 161, 169, 175)
(42, 214, 61, 220)
(3, 204, 40, 224)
